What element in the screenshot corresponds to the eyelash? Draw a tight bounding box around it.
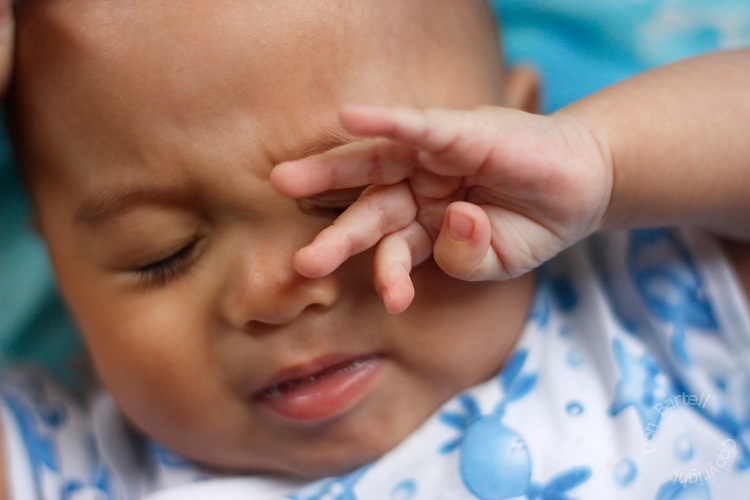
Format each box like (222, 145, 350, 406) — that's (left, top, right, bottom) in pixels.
(328, 205, 349, 217)
(136, 241, 198, 287)
(300, 199, 357, 218)
(130, 197, 351, 288)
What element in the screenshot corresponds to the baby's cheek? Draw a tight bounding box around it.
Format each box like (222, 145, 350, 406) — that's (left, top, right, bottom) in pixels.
(402, 265, 531, 382)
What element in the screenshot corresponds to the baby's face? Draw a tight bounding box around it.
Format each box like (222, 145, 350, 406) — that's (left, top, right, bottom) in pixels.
(14, 0, 534, 476)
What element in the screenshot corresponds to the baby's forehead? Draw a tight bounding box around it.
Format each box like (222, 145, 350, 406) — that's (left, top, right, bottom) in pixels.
(16, 0, 434, 54)
(14, 0, 503, 127)
(15, 2, 414, 115)
(16, 1, 340, 71)
(13, 1, 382, 140)
(12, 0, 504, 187)
(15, 0, 500, 70)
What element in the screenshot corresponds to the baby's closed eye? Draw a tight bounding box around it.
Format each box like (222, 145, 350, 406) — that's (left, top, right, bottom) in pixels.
(134, 239, 203, 288)
(297, 187, 367, 217)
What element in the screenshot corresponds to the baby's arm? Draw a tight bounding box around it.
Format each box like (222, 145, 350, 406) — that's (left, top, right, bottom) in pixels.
(272, 49, 750, 313)
(564, 49, 750, 241)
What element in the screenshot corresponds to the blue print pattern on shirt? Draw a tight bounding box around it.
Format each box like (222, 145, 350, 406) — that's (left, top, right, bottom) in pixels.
(627, 231, 750, 469)
(597, 229, 750, 470)
(655, 477, 711, 500)
(1, 375, 117, 499)
(2, 392, 61, 490)
(286, 465, 372, 500)
(628, 229, 718, 365)
(1, 375, 119, 499)
(440, 349, 592, 499)
(148, 441, 194, 469)
(528, 266, 578, 328)
(609, 338, 671, 437)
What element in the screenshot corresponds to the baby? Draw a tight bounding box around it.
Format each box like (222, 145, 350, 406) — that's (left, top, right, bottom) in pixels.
(4, 0, 750, 498)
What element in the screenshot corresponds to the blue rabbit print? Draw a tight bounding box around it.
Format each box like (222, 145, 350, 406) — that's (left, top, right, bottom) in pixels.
(439, 349, 592, 500)
(628, 229, 719, 366)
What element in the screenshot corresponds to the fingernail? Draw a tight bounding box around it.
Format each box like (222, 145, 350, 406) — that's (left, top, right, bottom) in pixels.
(448, 211, 474, 241)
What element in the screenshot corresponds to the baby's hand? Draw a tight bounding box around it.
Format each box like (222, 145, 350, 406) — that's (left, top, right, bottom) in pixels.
(271, 105, 613, 314)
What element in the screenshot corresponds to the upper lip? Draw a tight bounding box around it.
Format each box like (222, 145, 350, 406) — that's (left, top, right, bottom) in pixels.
(253, 353, 383, 399)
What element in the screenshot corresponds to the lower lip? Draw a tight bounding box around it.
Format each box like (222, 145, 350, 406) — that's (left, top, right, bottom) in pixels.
(255, 355, 384, 423)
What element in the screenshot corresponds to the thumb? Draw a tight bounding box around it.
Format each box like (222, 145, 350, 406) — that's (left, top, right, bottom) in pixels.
(433, 202, 502, 281)
(0, 0, 14, 99)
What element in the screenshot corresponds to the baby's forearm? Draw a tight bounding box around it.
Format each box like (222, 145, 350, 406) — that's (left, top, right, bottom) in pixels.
(562, 49, 750, 241)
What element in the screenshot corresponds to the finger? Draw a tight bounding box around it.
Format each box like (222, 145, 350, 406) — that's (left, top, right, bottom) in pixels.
(483, 204, 567, 279)
(340, 104, 494, 177)
(373, 221, 432, 315)
(271, 139, 416, 198)
(433, 202, 502, 281)
(340, 105, 463, 154)
(294, 181, 417, 278)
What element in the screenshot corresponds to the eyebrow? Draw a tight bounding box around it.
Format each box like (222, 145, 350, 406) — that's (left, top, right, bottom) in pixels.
(75, 129, 361, 224)
(75, 186, 182, 224)
(285, 128, 360, 162)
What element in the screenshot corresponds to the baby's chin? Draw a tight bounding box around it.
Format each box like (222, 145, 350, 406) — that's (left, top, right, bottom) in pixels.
(268, 449, 382, 479)
(187, 439, 394, 480)
(183, 416, 422, 479)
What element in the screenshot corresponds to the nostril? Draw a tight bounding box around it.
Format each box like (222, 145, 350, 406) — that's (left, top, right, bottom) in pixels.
(241, 320, 284, 336)
(245, 294, 336, 330)
(222, 268, 342, 331)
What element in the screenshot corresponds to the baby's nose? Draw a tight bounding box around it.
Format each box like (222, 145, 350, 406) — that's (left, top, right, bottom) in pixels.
(220, 240, 341, 330)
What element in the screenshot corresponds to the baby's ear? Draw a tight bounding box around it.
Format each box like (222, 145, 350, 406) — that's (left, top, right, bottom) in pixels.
(505, 65, 540, 114)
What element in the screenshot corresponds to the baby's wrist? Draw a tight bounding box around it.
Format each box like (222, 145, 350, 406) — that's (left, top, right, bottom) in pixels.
(550, 108, 616, 237)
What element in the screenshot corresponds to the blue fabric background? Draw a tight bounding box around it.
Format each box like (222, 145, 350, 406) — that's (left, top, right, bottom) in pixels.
(0, 119, 82, 384)
(494, 0, 750, 112)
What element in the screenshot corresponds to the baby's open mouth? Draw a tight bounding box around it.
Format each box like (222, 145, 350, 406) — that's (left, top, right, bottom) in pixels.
(254, 354, 384, 422)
